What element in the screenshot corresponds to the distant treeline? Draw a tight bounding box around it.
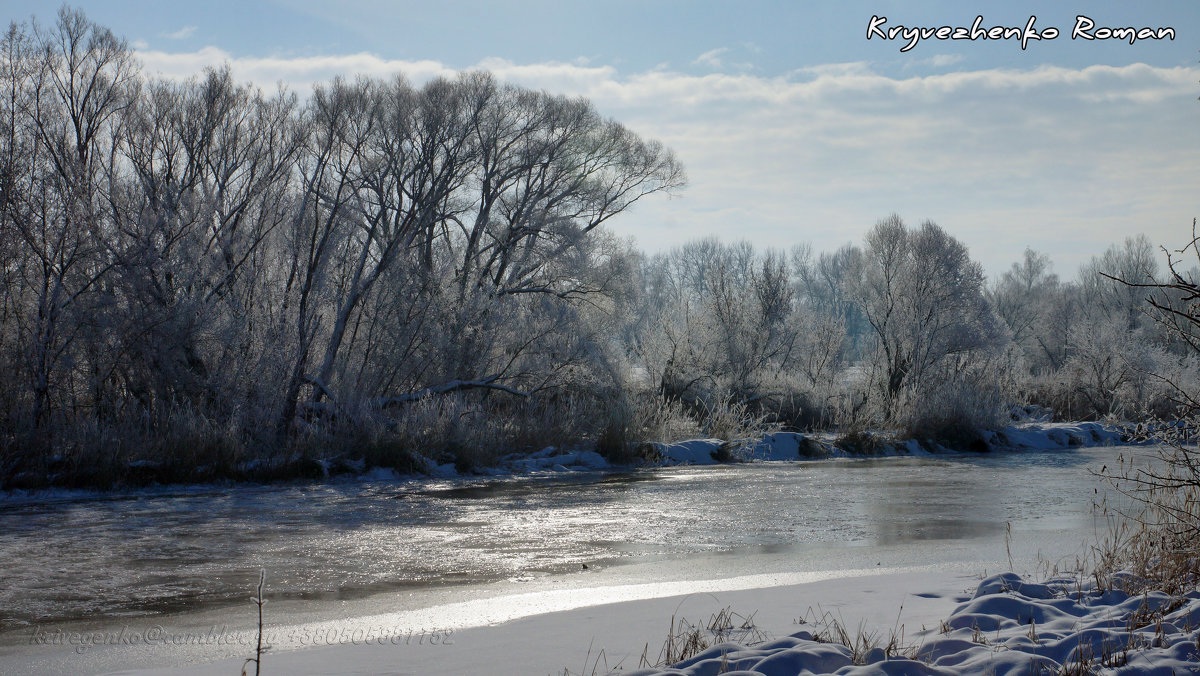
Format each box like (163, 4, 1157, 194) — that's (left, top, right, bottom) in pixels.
(0, 9, 1190, 487)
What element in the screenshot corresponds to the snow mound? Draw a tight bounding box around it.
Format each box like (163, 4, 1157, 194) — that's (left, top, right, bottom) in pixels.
(498, 447, 611, 473)
(389, 421, 1127, 483)
(1007, 404, 1054, 423)
(646, 434, 838, 465)
(629, 573, 1200, 676)
(996, 421, 1124, 450)
(658, 438, 727, 464)
(742, 433, 836, 460)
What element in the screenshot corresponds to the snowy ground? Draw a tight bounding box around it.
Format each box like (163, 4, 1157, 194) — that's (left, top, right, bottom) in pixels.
(85, 568, 1199, 676)
(92, 567, 975, 676)
(627, 573, 1200, 676)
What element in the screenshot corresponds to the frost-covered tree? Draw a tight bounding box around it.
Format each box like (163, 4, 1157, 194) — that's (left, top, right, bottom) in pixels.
(1060, 235, 1168, 418)
(113, 67, 303, 424)
(0, 8, 139, 429)
(847, 215, 1005, 429)
(849, 216, 1001, 400)
(989, 248, 1059, 367)
(265, 72, 683, 434)
(632, 238, 825, 430)
(1008, 235, 1177, 420)
(0, 7, 686, 482)
(792, 242, 867, 361)
(1080, 235, 1159, 331)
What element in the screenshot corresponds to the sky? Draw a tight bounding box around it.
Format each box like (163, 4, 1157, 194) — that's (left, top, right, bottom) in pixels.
(6, 0, 1200, 278)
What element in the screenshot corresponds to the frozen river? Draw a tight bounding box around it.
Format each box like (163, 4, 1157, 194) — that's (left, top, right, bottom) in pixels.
(0, 444, 1142, 674)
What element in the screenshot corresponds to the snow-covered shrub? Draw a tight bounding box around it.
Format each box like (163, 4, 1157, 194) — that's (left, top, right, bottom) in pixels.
(698, 395, 777, 441)
(896, 360, 1007, 449)
(596, 390, 701, 463)
(628, 238, 851, 436)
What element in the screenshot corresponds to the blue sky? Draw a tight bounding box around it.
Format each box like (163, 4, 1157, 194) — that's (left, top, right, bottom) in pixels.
(7, 1, 1200, 277)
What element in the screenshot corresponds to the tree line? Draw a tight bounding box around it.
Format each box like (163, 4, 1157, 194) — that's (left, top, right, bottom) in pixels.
(640, 227, 1187, 447)
(0, 9, 1188, 487)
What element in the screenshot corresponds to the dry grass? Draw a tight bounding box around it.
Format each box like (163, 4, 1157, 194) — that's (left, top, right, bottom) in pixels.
(558, 641, 617, 676)
(1, 388, 614, 488)
(700, 395, 778, 442)
(1092, 438, 1200, 597)
(796, 603, 918, 664)
(241, 570, 267, 676)
(637, 604, 769, 669)
(1047, 433, 1200, 676)
(596, 391, 702, 463)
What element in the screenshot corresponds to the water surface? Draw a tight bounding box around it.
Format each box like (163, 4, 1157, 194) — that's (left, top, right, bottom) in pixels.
(0, 445, 1140, 636)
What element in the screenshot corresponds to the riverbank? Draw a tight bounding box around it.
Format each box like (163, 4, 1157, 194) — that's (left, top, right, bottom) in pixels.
(10, 567, 977, 676)
(21, 565, 1197, 675)
(1, 420, 1130, 500)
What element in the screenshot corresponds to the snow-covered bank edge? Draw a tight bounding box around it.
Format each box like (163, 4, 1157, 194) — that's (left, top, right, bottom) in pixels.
(69, 568, 961, 676)
(625, 420, 1128, 468)
(0, 421, 1131, 504)
(477, 420, 1129, 477)
(84, 567, 1200, 676)
(629, 572, 1200, 676)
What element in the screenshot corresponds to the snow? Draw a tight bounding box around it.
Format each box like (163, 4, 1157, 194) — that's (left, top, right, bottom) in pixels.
(626, 572, 1200, 676)
(359, 466, 398, 481)
(615, 421, 1125, 470)
(90, 568, 969, 676)
(996, 422, 1124, 451)
(502, 447, 611, 473)
(655, 438, 731, 464)
(84, 569, 1199, 675)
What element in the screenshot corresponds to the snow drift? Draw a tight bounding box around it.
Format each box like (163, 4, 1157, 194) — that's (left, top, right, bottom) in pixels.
(629, 572, 1200, 676)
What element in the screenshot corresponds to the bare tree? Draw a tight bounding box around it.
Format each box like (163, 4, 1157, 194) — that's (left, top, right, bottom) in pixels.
(989, 248, 1059, 361)
(107, 67, 303, 419)
(276, 75, 380, 431)
(2, 8, 137, 428)
(0, 7, 694, 481)
(848, 215, 1004, 424)
(270, 73, 683, 432)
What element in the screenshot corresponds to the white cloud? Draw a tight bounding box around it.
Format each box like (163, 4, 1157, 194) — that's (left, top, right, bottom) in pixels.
(904, 54, 965, 70)
(793, 61, 875, 79)
(692, 46, 757, 72)
(693, 48, 728, 69)
(128, 46, 1200, 277)
(163, 25, 196, 40)
(476, 57, 618, 94)
(136, 47, 455, 90)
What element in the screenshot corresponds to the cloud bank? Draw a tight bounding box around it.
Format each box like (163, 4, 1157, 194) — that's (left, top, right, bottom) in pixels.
(134, 46, 1200, 277)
